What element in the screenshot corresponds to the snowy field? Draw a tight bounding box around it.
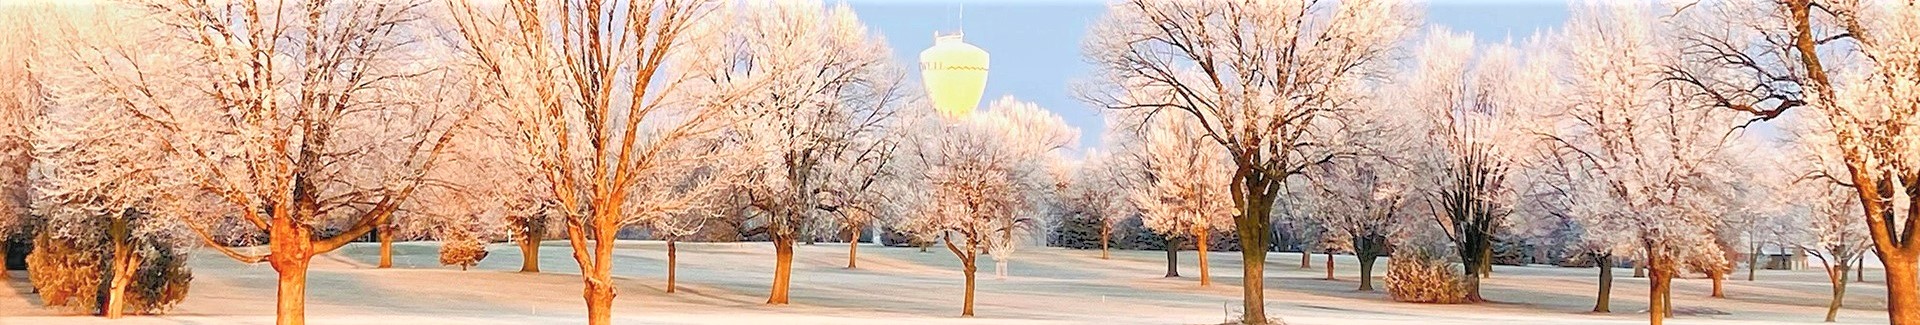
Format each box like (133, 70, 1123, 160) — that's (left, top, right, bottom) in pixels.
(0, 241, 1893, 325)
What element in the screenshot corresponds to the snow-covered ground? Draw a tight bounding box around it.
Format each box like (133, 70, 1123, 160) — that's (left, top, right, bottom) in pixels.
(0, 241, 1893, 324)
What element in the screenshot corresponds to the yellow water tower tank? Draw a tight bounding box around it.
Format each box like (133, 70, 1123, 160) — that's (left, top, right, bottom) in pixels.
(919, 33, 989, 120)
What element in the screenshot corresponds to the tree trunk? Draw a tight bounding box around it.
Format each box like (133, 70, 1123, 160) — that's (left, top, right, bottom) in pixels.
(1595, 256, 1612, 313)
(1229, 175, 1277, 325)
(1464, 262, 1483, 303)
(1649, 267, 1668, 325)
(1710, 270, 1725, 298)
(1460, 237, 1487, 302)
(667, 239, 678, 294)
(1855, 255, 1865, 283)
(272, 255, 312, 325)
(962, 257, 976, 317)
(267, 218, 318, 325)
(1354, 235, 1381, 291)
(1301, 250, 1312, 269)
(1100, 226, 1111, 260)
(0, 241, 9, 279)
(105, 234, 141, 319)
(1827, 263, 1849, 322)
(1747, 242, 1758, 281)
(583, 274, 614, 325)
(1663, 276, 1674, 318)
(847, 229, 860, 269)
(1164, 235, 1182, 278)
(1633, 259, 1646, 278)
(1479, 246, 1492, 279)
(1324, 251, 1334, 280)
(519, 230, 542, 273)
(1358, 253, 1377, 292)
(768, 237, 794, 305)
(1880, 253, 1919, 325)
(377, 225, 394, 269)
(942, 236, 979, 317)
(1239, 233, 1269, 323)
(1235, 199, 1273, 325)
(571, 211, 622, 325)
(1197, 229, 1211, 286)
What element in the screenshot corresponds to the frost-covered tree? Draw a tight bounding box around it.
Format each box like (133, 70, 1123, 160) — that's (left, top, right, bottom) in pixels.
(901, 97, 1074, 317)
(1775, 116, 1879, 322)
(449, 0, 737, 323)
(1130, 114, 1233, 286)
(1667, 2, 1920, 323)
(458, 87, 558, 273)
(0, 8, 40, 273)
(820, 134, 903, 270)
(1299, 87, 1417, 291)
(977, 100, 1075, 280)
(1062, 147, 1142, 260)
(1542, 4, 1748, 322)
(1784, 183, 1872, 322)
(1274, 190, 1328, 269)
(29, 51, 199, 318)
(1401, 28, 1537, 303)
(384, 136, 514, 270)
(646, 198, 717, 295)
(1531, 145, 1641, 313)
(1305, 159, 1411, 292)
(36, 2, 473, 324)
(694, 0, 903, 303)
(1082, 1, 1418, 320)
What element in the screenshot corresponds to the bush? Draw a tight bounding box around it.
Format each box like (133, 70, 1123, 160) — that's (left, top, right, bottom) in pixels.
(439, 238, 490, 270)
(26, 232, 102, 312)
(25, 230, 191, 315)
(127, 243, 192, 314)
(1385, 246, 1470, 304)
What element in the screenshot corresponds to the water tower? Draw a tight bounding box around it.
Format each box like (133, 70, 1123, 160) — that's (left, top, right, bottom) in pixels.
(919, 33, 989, 120)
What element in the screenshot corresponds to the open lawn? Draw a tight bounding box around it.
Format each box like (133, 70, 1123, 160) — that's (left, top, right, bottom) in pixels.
(0, 241, 1893, 324)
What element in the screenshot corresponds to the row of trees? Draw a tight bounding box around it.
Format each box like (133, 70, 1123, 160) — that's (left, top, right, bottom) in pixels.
(0, 0, 1076, 324)
(3, 1, 1916, 325)
(1073, 1, 1920, 324)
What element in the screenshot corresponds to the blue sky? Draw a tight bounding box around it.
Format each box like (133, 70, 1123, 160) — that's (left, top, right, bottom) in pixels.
(846, 0, 1572, 152)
